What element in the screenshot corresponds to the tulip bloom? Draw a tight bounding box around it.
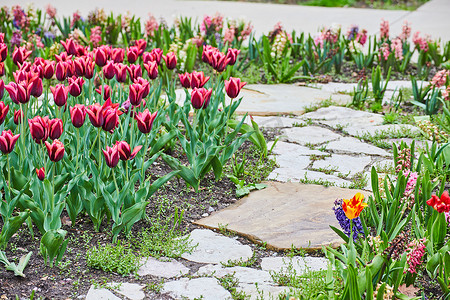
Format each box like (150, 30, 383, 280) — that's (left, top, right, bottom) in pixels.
(68, 76, 85, 97)
(0, 43, 7, 62)
(0, 101, 8, 125)
(427, 191, 450, 213)
(0, 130, 20, 154)
(144, 61, 158, 80)
(0, 62, 5, 77)
(225, 77, 247, 99)
(191, 88, 212, 110)
(129, 83, 145, 106)
(42, 60, 55, 79)
(127, 64, 142, 82)
(14, 109, 23, 125)
(55, 61, 67, 81)
(29, 116, 49, 144)
(127, 46, 139, 64)
(134, 78, 150, 98)
(163, 52, 177, 70)
(102, 145, 119, 168)
(135, 39, 147, 56)
(94, 46, 109, 67)
(226, 48, 240, 66)
(102, 107, 119, 133)
(84, 57, 96, 79)
(190, 71, 210, 89)
(103, 60, 115, 80)
(5, 82, 30, 104)
(135, 109, 158, 134)
(116, 141, 142, 161)
(111, 48, 125, 63)
(29, 75, 43, 98)
(70, 104, 86, 128)
(48, 118, 63, 140)
(144, 48, 163, 65)
(36, 167, 45, 181)
(45, 139, 65, 162)
(60, 38, 78, 56)
(212, 51, 229, 72)
(342, 193, 367, 220)
(0, 79, 4, 100)
(86, 103, 105, 128)
(95, 85, 111, 101)
(51, 84, 70, 107)
(114, 63, 128, 83)
(12, 46, 32, 66)
(179, 72, 191, 89)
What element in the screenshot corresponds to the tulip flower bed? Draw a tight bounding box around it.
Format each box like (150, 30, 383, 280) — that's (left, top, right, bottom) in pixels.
(0, 4, 449, 299)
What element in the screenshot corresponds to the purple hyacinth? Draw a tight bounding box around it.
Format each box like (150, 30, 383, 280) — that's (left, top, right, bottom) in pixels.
(333, 199, 365, 241)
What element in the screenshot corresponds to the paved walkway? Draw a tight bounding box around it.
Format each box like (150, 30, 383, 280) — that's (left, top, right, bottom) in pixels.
(5, 0, 450, 40)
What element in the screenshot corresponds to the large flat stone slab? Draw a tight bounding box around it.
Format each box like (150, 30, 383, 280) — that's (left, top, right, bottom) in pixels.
(281, 126, 341, 146)
(237, 283, 293, 300)
(196, 264, 273, 284)
(268, 168, 351, 187)
(106, 282, 145, 300)
(194, 182, 369, 250)
(346, 124, 420, 137)
(247, 116, 305, 128)
(163, 277, 231, 300)
(269, 141, 327, 157)
(312, 154, 372, 177)
(86, 286, 121, 300)
(261, 256, 329, 275)
(325, 137, 390, 157)
(181, 229, 253, 264)
(137, 257, 190, 278)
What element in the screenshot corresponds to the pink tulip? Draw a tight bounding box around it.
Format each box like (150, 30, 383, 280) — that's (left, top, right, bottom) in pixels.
(0, 130, 20, 154)
(225, 77, 247, 99)
(191, 88, 212, 109)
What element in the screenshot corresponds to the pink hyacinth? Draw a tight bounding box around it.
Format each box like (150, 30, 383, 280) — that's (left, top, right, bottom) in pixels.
(46, 4, 57, 19)
(145, 14, 159, 38)
(223, 26, 236, 44)
(413, 31, 429, 52)
(431, 70, 449, 88)
(402, 170, 418, 204)
(400, 20, 411, 41)
(90, 26, 102, 47)
(379, 43, 390, 61)
(380, 19, 389, 40)
(71, 10, 81, 28)
(391, 38, 403, 60)
(405, 239, 426, 274)
(442, 86, 450, 101)
(240, 23, 253, 41)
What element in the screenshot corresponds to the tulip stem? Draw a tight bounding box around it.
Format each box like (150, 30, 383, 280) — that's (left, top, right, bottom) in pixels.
(124, 161, 129, 182)
(112, 169, 119, 196)
(76, 128, 80, 169)
(141, 134, 149, 183)
(51, 163, 55, 209)
(97, 127, 102, 168)
(20, 103, 26, 163)
(6, 154, 11, 199)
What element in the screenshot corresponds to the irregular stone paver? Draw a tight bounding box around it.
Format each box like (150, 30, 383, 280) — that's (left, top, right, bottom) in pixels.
(346, 124, 420, 137)
(194, 182, 369, 250)
(246, 116, 305, 128)
(86, 286, 121, 300)
(268, 141, 327, 156)
(237, 283, 294, 300)
(325, 137, 390, 156)
(106, 282, 145, 300)
(386, 138, 432, 150)
(163, 277, 232, 300)
(137, 257, 190, 278)
(261, 256, 329, 274)
(270, 152, 311, 170)
(268, 168, 350, 187)
(312, 154, 372, 177)
(197, 264, 273, 284)
(281, 126, 341, 146)
(181, 229, 253, 264)
(234, 84, 351, 115)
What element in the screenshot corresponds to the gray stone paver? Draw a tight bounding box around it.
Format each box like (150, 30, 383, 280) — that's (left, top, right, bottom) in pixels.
(268, 168, 351, 187)
(196, 264, 273, 284)
(163, 277, 232, 300)
(281, 126, 341, 145)
(312, 154, 372, 177)
(325, 137, 391, 156)
(261, 256, 329, 274)
(106, 282, 145, 300)
(86, 286, 121, 300)
(268, 141, 327, 156)
(137, 257, 190, 278)
(346, 124, 420, 137)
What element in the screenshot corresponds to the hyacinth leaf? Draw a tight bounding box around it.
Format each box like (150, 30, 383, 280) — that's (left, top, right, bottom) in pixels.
(330, 225, 349, 244)
(365, 266, 373, 298)
(392, 254, 407, 292)
(376, 282, 387, 300)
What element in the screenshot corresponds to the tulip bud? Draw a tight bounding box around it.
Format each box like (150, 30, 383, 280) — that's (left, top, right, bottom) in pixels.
(111, 48, 125, 63)
(0, 43, 7, 62)
(0, 101, 8, 125)
(179, 72, 191, 89)
(14, 109, 23, 125)
(48, 118, 63, 140)
(102, 145, 119, 168)
(42, 60, 55, 79)
(225, 77, 247, 99)
(60, 38, 78, 56)
(12, 46, 32, 66)
(55, 61, 67, 81)
(134, 78, 150, 98)
(0, 79, 4, 100)
(190, 71, 210, 89)
(84, 57, 95, 79)
(29, 116, 49, 144)
(50, 84, 70, 107)
(29, 75, 43, 98)
(191, 88, 212, 110)
(127, 46, 139, 64)
(127, 64, 142, 82)
(45, 139, 65, 162)
(226, 48, 240, 66)
(135, 39, 147, 56)
(0, 130, 20, 154)
(86, 103, 105, 128)
(95, 85, 111, 101)
(94, 46, 109, 67)
(102, 60, 115, 80)
(163, 52, 177, 70)
(102, 107, 119, 133)
(114, 63, 128, 83)
(129, 83, 145, 106)
(144, 61, 158, 80)
(68, 76, 85, 97)
(36, 167, 45, 181)
(70, 104, 86, 128)
(0, 62, 5, 77)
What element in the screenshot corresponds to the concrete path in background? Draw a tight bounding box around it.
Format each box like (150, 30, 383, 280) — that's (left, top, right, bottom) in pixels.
(4, 0, 450, 40)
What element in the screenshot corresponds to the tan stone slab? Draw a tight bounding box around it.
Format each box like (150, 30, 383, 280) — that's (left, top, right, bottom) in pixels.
(194, 182, 370, 251)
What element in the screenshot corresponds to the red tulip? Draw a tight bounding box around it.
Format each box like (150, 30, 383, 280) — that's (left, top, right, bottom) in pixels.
(68, 76, 85, 97)
(65, 60, 75, 78)
(226, 48, 240, 66)
(95, 85, 111, 101)
(102, 107, 119, 133)
(111, 48, 124, 63)
(0, 62, 5, 77)
(12, 46, 32, 66)
(42, 60, 55, 79)
(0, 101, 7, 125)
(0, 130, 20, 154)
(151, 48, 163, 65)
(75, 45, 88, 57)
(70, 104, 86, 128)
(84, 57, 96, 79)
(114, 63, 128, 83)
(36, 167, 45, 181)
(14, 109, 23, 125)
(94, 46, 109, 67)
(163, 52, 177, 70)
(29, 74, 43, 98)
(45, 139, 65, 162)
(129, 83, 145, 106)
(191, 88, 212, 109)
(102, 60, 115, 80)
(225, 77, 247, 99)
(0, 43, 7, 62)
(127, 64, 142, 82)
(13, 69, 28, 83)
(127, 46, 139, 64)
(116, 141, 142, 161)
(73, 57, 86, 77)
(135, 109, 158, 134)
(60, 38, 78, 56)
(55, 52, 73, 62)
(48, 118, 63, 140)
(5, 82, 30, 104)
(135, 39, 147, 56)
(50, 84, 69, 107)
(102, 145, 119, 168)
(179, 72, 191, 89)
(28, 116, 49, 144)
(202, 45, 215, 65)
(31, 64, 43, 79)
(0, 79, 4, 100)
(134, 78, 150, 98)
(190, 71, 210, 89)
(55, 61, 67, 81)
(212, 51, 229, 72)
(427, 191, 450, 213)
(86, 103, 105, 128)
(144, 61, 158, 80)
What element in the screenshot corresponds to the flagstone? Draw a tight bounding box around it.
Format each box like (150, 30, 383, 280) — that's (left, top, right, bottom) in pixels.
(260, 256, 329, 274)
(324, 137, 391, 156)
(346, 124, 420, 137)
(281, 126, 341, 146)
(85, 286, 121, 300)
(196, 264, 273, 284)
(106, 282, 145, 300)
(268, 141, 327, 156)
(312, 154, 372, 177)
(247, 116, 306, 128)
(268, 168, 351, 187)
(194, 182, 370, 250)
(181, 229, 253, 264)
(137, 257, 190, 278)
(163, 277, 232, 300)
